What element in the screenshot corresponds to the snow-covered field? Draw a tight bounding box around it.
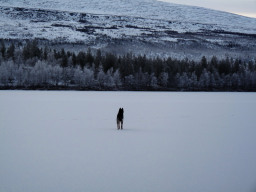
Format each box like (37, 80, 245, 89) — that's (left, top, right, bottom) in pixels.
(0, 91, 256, 192)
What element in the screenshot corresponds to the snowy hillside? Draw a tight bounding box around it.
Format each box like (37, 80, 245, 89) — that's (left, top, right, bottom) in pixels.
(1, 0, 256, 32)
(0, 0, 256, 59)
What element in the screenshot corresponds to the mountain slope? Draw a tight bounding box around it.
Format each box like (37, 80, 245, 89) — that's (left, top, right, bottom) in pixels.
(0, 0, 256, 59)
(1, 0, 256, 33)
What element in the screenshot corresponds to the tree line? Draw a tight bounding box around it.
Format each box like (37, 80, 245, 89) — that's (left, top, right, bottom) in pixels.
(0, 40, 256, 91)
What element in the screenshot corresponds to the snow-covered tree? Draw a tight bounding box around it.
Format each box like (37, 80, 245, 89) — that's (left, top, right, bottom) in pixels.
(150, 73, 158, 88)
(0, 60, 16, 86)
(50, 65, 62, 86)
(74, 66, 84, 87)
(199, 69, 210, 89)
(177, 72, 189, 88)
(104, 68, 115, 88)
(231, 73, 241, 88)
(0, 62, 9, 85)
(1, 40, 6, 58)
(83, 67, 94, 87)
(159, 72, 169, 87)
(113, 69, 122, 88)
(190, 72, 198, 89)
(96, 65, 106, 88)
(125, 75, 135, 88)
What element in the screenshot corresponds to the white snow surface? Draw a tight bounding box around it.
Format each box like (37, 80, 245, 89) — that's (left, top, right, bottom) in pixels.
(1, 0, 256, 33)
(1, 0, 256, 59)
(0, 91, 256, 192)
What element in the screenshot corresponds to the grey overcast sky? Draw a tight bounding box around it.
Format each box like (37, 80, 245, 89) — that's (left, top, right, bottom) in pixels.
(159, 0, 256, 18)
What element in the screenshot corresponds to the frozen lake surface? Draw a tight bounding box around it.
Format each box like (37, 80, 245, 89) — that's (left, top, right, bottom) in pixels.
(0, 91, 256, 192)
